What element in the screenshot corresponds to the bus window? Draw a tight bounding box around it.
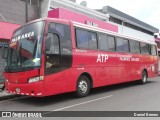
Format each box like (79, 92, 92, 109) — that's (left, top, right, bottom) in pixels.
(99, 34, 108, 51)
(117, 37, 129, 53)
(76, 29, 97, 50)
(141, 42, 150, 54)
(151, 45, 157, 56)
(123, 39, 129, 52)
(76, 29, 88, 49)
(45, 33, 60, 54)
(48, 23, 72, 52)
(88, 32, 97, 50)
(116, 37, 124, 52)
(130, 40, 140, 54)
(49, 23, 65, 37)
(45, 33, 60, 69)
(108, 36, 115, 51)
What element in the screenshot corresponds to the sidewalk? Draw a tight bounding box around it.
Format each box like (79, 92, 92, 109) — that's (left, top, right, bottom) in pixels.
(0, 90, 20, 101)
(0, 83, 19, 101)
(0, 89, 16, 100)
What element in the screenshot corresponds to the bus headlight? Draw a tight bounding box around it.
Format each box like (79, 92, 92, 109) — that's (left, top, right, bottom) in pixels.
(28, 76, 44, 83)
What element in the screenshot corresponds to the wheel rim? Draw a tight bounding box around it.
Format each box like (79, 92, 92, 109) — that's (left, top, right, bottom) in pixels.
(78, 80, 88, 93)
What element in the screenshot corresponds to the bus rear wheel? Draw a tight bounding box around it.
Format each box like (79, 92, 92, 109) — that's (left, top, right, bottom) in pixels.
(76, 75, 91, 97)
(140, 70, 148, 84)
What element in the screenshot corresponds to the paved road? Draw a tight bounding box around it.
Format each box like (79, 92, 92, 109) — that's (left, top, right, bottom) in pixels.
(0, 76, 160, 119)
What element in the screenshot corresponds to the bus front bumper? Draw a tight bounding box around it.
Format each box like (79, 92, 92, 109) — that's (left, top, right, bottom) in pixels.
(5, 81, 44, 97)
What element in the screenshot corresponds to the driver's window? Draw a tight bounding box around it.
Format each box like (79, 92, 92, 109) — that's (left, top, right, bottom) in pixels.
(45, 33, 60, 54)
(45, 33, 60, 69)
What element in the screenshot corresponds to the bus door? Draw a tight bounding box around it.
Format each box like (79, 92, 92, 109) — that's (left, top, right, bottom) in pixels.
(44, 23, 72, 95)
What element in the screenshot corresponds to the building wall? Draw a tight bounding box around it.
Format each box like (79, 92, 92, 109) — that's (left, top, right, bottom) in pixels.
(48, 8, 118, 32)
(0, 0, 38, 24)
(123, 26, 154, 41)
(41, 0, 50, 18)
(49, 0, 108, 21)
(108, 22, 154, 41)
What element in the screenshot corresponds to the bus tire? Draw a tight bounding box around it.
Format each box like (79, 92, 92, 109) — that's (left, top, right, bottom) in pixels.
(76, 75, 91, 97)
(140, 70, 148, 84)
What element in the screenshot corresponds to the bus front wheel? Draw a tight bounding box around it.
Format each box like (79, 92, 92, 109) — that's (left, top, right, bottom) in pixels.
(76, 75, 91, 97)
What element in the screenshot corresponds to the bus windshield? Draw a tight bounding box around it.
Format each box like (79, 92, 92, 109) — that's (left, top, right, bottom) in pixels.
(5, 21, 45, 72)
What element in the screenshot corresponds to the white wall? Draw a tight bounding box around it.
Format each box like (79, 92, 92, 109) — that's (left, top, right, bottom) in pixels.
(123, 26, 154, 42)
(108, 22, 154, 42)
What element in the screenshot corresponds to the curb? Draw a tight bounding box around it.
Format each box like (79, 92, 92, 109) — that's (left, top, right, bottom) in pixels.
(0, 95, 20, 101)
(0, 91, 20, 101)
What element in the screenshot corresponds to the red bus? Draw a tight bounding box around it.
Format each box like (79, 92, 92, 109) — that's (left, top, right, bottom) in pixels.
(3, 18, 158, 97)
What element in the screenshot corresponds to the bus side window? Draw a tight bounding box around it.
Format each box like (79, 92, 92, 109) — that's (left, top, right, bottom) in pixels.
(76, 29, 88, 49)
(88, 32, 97, 50)
(116, 37, 124, 52)
(108, 36, 115, 51)
(130, 40, 140, 54)
(123, 39, 129, 52)
(99, 34, 108, 51)
(76, 29, 97, 50)
(151, 45, 157, 56)
(141, 42, 150, 55)
(116, 37, 129, 53)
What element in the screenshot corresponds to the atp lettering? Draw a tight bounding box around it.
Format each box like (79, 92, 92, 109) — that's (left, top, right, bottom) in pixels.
(97, 54, 108, 63)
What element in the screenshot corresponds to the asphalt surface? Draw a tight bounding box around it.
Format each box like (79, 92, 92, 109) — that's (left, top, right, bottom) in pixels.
(0, 76, 160, 119)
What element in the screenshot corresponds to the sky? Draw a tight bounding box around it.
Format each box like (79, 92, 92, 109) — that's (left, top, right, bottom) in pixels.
(76, 0, 160, 31)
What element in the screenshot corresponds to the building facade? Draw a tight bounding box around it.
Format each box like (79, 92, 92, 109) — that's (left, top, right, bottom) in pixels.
(97, 6, 159, 41)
